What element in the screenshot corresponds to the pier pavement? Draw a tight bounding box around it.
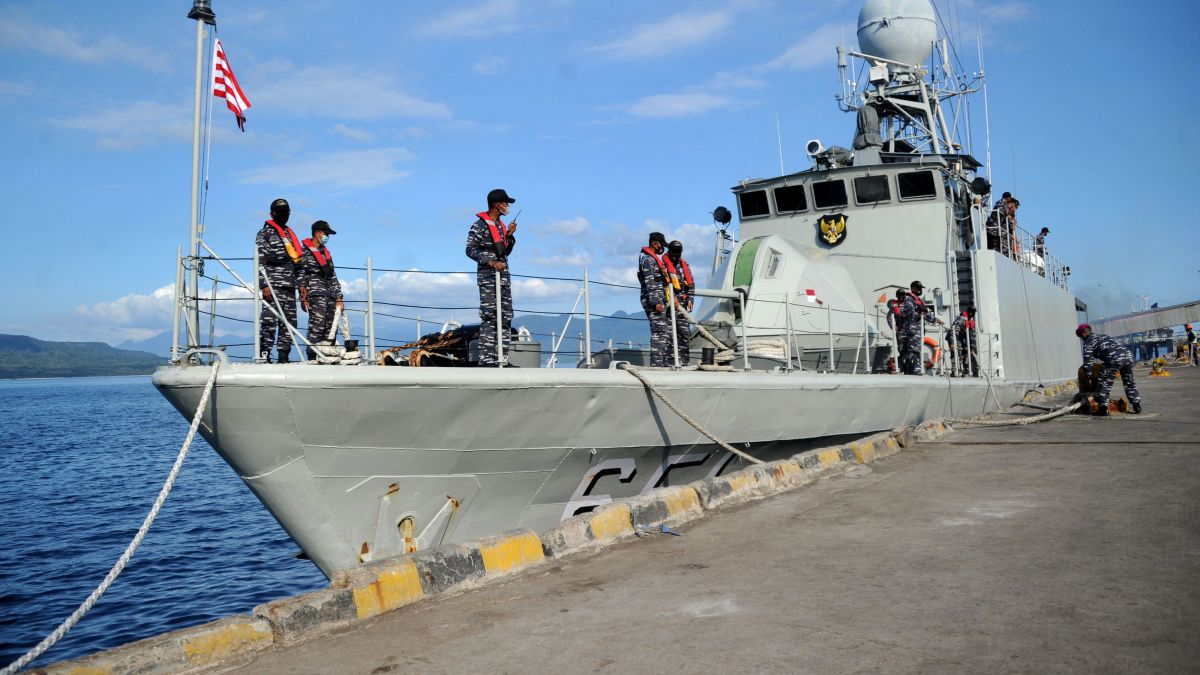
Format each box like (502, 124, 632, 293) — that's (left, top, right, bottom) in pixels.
(230, 367, 1200, 674)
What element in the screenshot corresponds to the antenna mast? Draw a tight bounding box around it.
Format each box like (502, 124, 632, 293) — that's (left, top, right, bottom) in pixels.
(186, 0, 216, 352)
(977, 32, 991, 180)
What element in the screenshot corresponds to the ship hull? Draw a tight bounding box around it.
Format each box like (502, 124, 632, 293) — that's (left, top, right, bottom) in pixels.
(154, 364, 1062, 576)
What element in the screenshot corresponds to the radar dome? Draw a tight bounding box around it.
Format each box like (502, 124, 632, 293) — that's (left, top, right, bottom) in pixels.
(857, 0, 936, 67)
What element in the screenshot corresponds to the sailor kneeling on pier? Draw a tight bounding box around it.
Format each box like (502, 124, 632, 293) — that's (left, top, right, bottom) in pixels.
(1077, 323, 1142, 415)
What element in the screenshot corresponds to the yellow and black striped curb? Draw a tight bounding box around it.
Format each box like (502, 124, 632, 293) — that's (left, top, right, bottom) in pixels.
(40, 530, 545, 674)
(57, 388, 1098, 675)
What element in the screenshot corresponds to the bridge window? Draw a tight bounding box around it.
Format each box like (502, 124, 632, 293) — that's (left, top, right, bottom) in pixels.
(773, 184, 808, 213)
(738, 190, 770, 218)
(812, 180, 848, 209)
(898, 170, 937, 199)
(854, 175, 891, 204)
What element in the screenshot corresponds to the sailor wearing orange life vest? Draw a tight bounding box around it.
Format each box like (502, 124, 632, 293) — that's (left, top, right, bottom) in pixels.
(666, 240, 695, 366)
(637, 232, 673, 367)
(298, 220, 343, 362)
(948, 305, 978, 376)
(256, 198, 302, 363)
(465, 188, 518, 367)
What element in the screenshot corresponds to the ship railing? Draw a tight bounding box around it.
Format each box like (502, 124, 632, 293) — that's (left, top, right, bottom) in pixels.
(175, 240, 993, 379)
(983, 209, 1070, 291)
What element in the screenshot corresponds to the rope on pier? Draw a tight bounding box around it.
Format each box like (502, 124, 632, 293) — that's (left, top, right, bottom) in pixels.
(618, 363, 764, 465)
(1, 361, 221, 675)
(942, 399, 1082, 427)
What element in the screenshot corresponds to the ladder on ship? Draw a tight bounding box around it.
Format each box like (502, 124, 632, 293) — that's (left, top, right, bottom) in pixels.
(955, 253, 976, 314)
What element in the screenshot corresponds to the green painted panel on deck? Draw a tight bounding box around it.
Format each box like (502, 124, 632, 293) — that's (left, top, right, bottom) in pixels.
(733, 238, 762, 289)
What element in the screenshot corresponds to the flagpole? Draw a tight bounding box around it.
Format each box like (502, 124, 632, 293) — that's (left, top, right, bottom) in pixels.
(187, 1, 216, 352)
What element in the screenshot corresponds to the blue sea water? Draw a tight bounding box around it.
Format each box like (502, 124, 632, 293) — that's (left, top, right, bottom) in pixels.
(0, 376, 327, 668)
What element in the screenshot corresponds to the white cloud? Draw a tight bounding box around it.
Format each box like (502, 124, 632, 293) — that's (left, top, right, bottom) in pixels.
(764, 23, 850, 71)
(420, 0, 520, 38)
(628, 92, 737, 119)
(544, 216, 590, 236)
(978, 1, 1031, 22)
(531, 252, 591, 267)
(331, 123, 376, 143)
(253, 65, 451, 120)
(72, 283, 255, 343)
(598, 265, 637, 287)
(0, 80, 33, 97)
(57, 100, 192, 149)
(239, 147, 416, 190)
(341, 268, 577, 316)
(471, 56, 507, 75)
(0, 13, 167, 71)
(590, 10, 729, 60)
(621, 70, 761, 120)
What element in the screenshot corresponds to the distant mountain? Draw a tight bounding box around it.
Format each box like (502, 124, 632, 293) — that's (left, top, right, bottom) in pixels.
(512, 310, 650, 353)
(0, 334, 165, 379)
(118, 331, 253, 360)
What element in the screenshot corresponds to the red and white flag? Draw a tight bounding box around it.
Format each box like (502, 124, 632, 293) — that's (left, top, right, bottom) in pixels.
(804, 288, 823, 305)
(212, 39, 250, 131)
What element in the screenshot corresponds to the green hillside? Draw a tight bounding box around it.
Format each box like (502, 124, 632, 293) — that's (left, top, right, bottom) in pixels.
(0, 334, 165, 379)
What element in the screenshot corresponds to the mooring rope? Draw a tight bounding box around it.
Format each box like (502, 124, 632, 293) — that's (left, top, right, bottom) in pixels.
(942, 399, 1082, 427)
(618, 363, 764, 465)
(2, 361, 221, 675)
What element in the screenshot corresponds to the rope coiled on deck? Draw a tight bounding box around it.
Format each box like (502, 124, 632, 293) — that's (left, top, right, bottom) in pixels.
(2, 361, 221, 675)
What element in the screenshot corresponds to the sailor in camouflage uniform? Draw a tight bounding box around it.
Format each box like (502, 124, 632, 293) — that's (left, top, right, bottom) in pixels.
(256, 198, 302, 363)
(948, 305, 978, 376)
(896, 280, 943, 375)
(666, 240, 694, 366)
(465, 189, 517, 367)
(1077, 323, 1142, 415)
(637, 232, 672, 367)
(298, 220, 343, 361)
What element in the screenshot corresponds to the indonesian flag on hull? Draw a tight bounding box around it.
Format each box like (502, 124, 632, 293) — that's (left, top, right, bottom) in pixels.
(213, 39, 250, 131)
(805, 288, 823, 305)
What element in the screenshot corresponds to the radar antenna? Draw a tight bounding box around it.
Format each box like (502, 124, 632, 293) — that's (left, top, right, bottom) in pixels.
(836, 0, 981, 161)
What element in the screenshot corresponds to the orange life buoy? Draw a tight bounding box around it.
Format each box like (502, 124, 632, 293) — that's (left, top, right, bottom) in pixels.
(922, 336, 941, 370)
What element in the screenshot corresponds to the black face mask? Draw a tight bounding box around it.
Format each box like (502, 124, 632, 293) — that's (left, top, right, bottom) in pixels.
(912, 288, 922, 297)
(272, 211, 290, 226)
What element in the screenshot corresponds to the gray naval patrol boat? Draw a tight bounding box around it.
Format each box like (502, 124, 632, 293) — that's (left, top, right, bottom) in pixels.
(156, 0, 1081, 577)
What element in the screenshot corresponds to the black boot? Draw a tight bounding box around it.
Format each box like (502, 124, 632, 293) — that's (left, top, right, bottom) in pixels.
(259, 351, 272, 364)
(277, 351, 291, 364)
(1131, 401, 1142, 414)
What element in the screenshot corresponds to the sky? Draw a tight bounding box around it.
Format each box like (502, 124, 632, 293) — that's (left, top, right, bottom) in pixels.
(1, 0, 1197, 348)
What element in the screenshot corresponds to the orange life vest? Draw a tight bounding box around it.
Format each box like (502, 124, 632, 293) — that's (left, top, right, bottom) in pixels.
(302, 238, 334, 276)
(267, 220, 303, 263)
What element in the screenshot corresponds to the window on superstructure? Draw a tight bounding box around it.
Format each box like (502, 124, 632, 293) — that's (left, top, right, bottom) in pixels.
(763, 249, 784, 278)
(854, 175, 891, 204)
(812, 180, 848, 209)
(898, 171, 937, 199)
(738, 190, 770, 218)
(773, 185, 808, 213)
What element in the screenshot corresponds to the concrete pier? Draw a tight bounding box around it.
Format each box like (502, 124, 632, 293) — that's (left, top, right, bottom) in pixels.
(218, 366, 1199, 674)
